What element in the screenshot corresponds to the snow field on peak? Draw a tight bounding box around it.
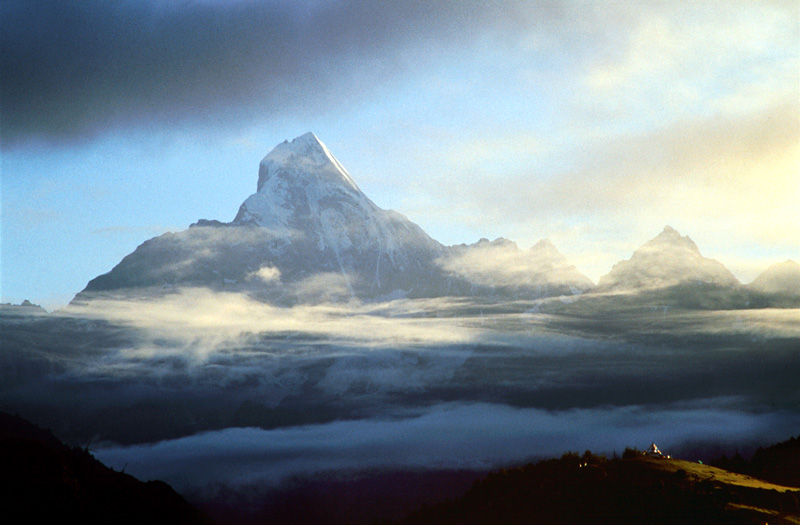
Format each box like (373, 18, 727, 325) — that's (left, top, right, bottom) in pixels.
(258, 132, 359, 193)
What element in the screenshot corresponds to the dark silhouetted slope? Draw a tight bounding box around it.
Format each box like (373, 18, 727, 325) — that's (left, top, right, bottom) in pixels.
(713, 434, 800, 489)
(0, 412, 212, 524)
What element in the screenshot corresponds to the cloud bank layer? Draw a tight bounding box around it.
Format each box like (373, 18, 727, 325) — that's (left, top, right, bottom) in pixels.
(94, 401, 800, 492)
(3, 292, 798, 446)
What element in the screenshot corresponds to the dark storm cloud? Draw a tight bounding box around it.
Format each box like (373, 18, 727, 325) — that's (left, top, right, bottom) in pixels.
(0, 0, 560, 145)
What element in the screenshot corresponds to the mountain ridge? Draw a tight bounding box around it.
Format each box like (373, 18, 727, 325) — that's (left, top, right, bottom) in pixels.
(73, 133, 794, 309)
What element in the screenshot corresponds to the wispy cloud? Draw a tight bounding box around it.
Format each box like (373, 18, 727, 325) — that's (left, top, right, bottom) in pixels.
(69, 288, 479, 356)
(437, 239, 592, 290)
(4, 293, 799, 453)
(246, 265, 281, 284)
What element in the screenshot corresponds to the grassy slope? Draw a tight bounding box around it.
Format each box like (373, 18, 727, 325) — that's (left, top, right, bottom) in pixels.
(398, 452, 800, 524)
(636, 456, 798, 492)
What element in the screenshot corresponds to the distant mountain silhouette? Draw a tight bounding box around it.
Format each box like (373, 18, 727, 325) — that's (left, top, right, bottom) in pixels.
(560, 226, 752, 311)
(597, 226, 739, 291)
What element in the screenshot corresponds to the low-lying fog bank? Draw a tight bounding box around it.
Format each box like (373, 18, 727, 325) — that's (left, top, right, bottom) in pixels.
(93, 401, 800, 493)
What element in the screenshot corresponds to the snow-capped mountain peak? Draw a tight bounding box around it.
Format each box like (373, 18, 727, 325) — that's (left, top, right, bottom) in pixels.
(234, 132, 373, 230)
(228, 132, 445, 296)
(78, 133, 446, 302)
(256, 132, 359, 193)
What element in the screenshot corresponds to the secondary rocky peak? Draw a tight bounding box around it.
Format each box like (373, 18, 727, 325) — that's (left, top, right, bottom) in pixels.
(480, 237, 518, 248)
(749, 259, 800, 295)
(597, 226, 738, 291)
(441, 236, 593, 295)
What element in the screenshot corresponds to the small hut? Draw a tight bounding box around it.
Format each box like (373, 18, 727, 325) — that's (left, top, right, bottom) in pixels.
(645, 442, 670, 458)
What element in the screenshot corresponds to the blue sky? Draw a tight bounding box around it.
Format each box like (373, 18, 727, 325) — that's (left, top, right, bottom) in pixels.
(2, 0, 798, 309)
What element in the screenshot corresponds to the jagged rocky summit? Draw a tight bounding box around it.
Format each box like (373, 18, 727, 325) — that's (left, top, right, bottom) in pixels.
(74, 133, 589, 304)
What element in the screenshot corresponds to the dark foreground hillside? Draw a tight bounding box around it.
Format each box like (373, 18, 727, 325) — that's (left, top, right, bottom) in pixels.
(397, 451, 800, 525)
(713, 434, 800, 489)
(0, 412, 212, 524)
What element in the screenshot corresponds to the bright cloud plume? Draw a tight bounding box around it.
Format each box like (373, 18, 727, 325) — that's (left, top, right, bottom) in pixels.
(69, 289, 479, 354)
(437, 238, 593, 290)
(247, 266, 281, 284)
